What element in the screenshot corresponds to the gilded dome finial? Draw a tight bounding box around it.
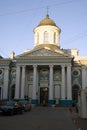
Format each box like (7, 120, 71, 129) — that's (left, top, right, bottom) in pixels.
(46, 6, 49, 18)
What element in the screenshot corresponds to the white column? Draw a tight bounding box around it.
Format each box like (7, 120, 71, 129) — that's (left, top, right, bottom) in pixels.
(67, 65, 72, 100)
(82, 66, 86, 89)
(80, 90, 87, 118)
(21, 66, 26, 98)
(32, 65, 37, 99)
(49, 65, 54, 100)
(15, 66, 20, 99)
(61, 65, 65, 99)
(3, 67, 9, 99)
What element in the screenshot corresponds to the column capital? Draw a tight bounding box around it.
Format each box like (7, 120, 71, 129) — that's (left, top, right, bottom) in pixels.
(49, 65, 54, 68)
(82, 66, 86, 70)
(61, 64, 65, 68)
(16, 65, 21, 68)
(66, 64, 71, 67)
(22, 65, 26, 68)
(33, 65, 37, 68)
(22, 65, 26, 70)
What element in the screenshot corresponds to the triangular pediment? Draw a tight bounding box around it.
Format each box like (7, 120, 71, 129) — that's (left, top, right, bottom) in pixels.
(16, 47, 69, 58)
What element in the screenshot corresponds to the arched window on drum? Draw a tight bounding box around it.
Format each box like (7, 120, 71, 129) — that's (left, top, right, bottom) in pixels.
(44, 31, 48, 42)
(54, 32, 56, 43)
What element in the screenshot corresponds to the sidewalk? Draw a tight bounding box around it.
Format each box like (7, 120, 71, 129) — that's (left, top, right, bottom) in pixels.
(0, 105, 87, 130)
(30, 106, 78, 130)
(69, 107, 87, 130)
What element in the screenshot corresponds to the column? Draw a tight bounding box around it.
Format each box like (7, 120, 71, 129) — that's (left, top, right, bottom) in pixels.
(49, 65, 54, 103)
(3, 67, 9, 99)
(82, 66, 86, 89)
(67, 65, 72, 100)
(32, 65, 37, 104)
(80, 90, 87, 118)
(21, 66, 25, 98)
(15, 66, 20, 99)
(61, 65, 65, 99)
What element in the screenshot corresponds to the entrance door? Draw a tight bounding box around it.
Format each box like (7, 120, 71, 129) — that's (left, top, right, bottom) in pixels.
(40, 87, 48, 105)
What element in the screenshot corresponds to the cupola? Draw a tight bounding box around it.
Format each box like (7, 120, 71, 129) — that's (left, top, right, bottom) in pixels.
(34, 14, 61, 49)
(38, 14, 57, 27)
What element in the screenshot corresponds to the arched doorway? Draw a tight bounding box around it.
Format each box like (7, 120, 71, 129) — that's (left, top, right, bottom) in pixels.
(40, 87, 48, 105)
(72, 85, 79, 102)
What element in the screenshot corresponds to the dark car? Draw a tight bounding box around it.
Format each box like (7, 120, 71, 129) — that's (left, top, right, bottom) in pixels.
(14, 99, 31, 112)
(0, 100, 23, 115)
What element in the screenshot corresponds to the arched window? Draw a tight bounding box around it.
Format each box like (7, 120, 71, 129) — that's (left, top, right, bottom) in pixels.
(44, 31, 48, 42)
(54, 32, 56, 43)
(72, 85, 79, 102)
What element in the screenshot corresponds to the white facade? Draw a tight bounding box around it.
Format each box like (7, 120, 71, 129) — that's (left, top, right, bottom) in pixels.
(14, 63, 72, 105)
(0, 14, 87, 108)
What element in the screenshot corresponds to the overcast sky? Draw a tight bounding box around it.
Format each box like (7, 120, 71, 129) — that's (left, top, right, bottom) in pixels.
(0, 0, 87, 58)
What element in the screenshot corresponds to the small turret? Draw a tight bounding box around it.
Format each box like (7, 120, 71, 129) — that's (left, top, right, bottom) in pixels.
(10, 51, 15, 59)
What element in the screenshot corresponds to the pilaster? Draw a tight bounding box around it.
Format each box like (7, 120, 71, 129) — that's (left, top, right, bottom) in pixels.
(49, 65, 53, 99)
(21, 65, 26, 98)
(32, 65, 38, 104)
(15, 65, 20, 99)
(82, 66, 86, 89)
(67, 65, 72, 100)
(61, 65, 65, 99)
(48, 65, 55, 104)
(3, 67, 9, 99)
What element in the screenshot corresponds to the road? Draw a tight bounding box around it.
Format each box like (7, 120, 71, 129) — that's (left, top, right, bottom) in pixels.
(0, 106, 83, 130)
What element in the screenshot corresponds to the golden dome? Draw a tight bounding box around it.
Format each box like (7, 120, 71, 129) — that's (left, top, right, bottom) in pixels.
(38, 14, 57, 27)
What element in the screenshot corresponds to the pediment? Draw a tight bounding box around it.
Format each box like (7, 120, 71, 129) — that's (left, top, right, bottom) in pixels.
(17, 47, 69, 58)
(26, 49, 64, 56)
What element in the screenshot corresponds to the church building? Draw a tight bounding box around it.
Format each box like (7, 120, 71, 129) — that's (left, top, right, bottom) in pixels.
(0, 14, 87, 106)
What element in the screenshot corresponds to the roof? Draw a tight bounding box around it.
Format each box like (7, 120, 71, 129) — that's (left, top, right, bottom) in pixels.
(38, 14, 57, 27)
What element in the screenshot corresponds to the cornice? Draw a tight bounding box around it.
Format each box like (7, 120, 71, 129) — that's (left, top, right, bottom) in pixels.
(16, 55, 72, 60)
(16, 57, 72, 65)
(0, 59, 11, 66)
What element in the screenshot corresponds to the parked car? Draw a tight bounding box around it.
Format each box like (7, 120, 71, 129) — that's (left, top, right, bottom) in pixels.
(0, 100, 23, 115)
(19, 100, 31, 112)
(14, 99, 31, 112)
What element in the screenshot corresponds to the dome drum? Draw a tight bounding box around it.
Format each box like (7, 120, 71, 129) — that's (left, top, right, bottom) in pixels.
(34, 14, 61, 49)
